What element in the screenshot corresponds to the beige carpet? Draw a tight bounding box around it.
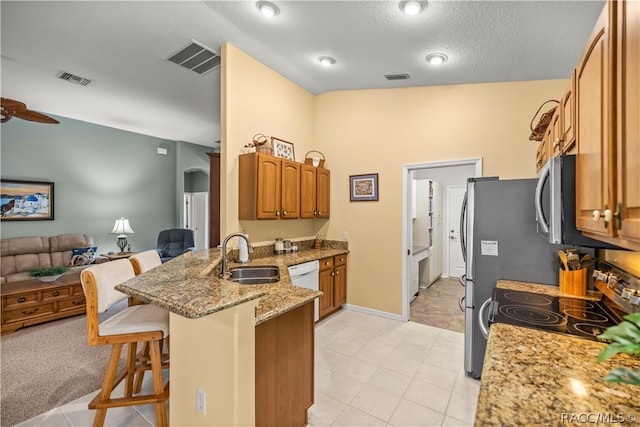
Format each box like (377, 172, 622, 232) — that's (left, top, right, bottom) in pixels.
(1, 300, 127, 426)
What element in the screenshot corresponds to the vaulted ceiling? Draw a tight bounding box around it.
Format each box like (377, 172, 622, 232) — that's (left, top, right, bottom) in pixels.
(1, 1, 605, 147)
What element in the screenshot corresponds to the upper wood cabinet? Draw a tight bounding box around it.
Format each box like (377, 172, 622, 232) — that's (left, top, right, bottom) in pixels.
(614, 0, 640, 248)
(301, 165, 330, 219)
(560, 72, 576, 154)
(239, 152, 300, 220)
(574, 0, 640, 251)
(575, 0, 615, 237)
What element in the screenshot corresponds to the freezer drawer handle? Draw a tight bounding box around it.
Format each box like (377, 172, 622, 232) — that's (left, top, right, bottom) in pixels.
(458, 296, 465, 312)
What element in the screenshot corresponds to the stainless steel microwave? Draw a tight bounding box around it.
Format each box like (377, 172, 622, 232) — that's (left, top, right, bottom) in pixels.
(535, 155, 619, 249)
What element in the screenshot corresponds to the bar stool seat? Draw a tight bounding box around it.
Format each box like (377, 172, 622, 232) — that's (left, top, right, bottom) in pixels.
(81, 259, 169, 427)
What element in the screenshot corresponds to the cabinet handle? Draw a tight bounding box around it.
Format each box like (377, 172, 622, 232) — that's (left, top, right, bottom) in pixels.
(592, 207, 613, 228)
(22, 307, 39, 315)
(613, 203, 622, 230)
(318, 211, 322, 216)
(282, 210, 287, 216)
(275, 210, 280, 216)
(553, 138, 561, 148)
(335, 271, 339, 275)
(53, 291, 60, 297)
(331, 272, 335, 276)
(72, 299, 84, 305)
(18, 296, 26, 303)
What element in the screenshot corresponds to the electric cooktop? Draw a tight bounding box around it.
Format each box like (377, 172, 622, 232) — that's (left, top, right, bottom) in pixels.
(489, 288, 620, 341)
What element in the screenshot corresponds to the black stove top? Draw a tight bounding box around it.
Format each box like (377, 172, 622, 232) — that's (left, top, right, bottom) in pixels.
(489, 288, 619, 341)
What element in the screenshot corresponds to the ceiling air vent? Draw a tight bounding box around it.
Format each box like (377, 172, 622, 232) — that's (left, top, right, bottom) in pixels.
(384, 73, 411, 81)
(57, 71, 92, 86)
(167, 40, 220, 75)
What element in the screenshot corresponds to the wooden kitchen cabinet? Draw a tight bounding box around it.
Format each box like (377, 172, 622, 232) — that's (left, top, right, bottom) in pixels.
(560, 72, 576, 154)
(301, 164, 330, 218)
(575, 0, 615, 238)
(238, 152, 300, 220)
(535, 131, 551, 172)
(574, 0, 640, 251)
(318, 254, 347, 320)
(255, 301, 314, 427)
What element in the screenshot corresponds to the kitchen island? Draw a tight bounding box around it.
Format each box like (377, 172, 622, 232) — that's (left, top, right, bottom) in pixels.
(115, 245, 346, 426)
(475, 281, 640, 426)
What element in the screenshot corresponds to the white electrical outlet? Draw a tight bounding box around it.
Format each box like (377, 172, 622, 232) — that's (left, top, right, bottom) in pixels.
(196, 388, 206, 415)
(343, 231, 349, 241)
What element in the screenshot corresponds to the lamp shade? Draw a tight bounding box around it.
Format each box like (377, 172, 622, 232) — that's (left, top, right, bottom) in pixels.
(110, 217, 134, 235)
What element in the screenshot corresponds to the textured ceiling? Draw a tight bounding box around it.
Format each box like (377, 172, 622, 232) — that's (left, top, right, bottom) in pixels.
(1, 1, 605, 147)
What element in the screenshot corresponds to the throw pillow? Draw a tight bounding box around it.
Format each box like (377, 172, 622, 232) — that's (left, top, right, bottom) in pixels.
(69, 246, 98, 266)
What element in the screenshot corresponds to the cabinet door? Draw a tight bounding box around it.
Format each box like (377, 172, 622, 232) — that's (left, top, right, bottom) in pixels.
(316, 168, 330, 218)
(561, 73, 576, 153)
(318, 269, 334, 318)
(280, 159, 300, 219)
(300, 165, 317, 219)
(536, 133, 550, 172)
(575, 1, 616, 237)
(256, 156, 281, 219)
(333, 264, 347, 307)
(616, 0, 640, 246)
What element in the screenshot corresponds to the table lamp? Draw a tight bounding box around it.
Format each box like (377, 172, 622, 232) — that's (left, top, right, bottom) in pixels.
(111, 217, 134, 254)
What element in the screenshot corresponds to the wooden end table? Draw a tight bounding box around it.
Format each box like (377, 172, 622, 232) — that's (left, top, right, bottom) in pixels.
(100, 252, 137, 261)
(1, 273, 85, 335)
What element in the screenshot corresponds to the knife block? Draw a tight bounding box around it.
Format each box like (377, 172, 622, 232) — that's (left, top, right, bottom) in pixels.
(559, 267, 587, 296)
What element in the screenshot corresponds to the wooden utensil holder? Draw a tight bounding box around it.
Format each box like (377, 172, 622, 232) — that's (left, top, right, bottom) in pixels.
(559, 267, 587, 296)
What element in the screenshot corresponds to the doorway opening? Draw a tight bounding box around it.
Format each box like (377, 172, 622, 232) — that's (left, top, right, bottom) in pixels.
(402, 158, 482, 328)
(184, 169, 209, 250)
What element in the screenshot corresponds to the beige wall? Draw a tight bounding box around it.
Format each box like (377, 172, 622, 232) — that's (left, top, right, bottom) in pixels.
(221, 43, 324, 243)
(315, 80, 567, 315)
(222, 44, 576, 315)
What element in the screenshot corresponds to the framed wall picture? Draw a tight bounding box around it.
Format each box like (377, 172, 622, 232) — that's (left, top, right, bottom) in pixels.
(349, 173, 379, 201)
(0, 179, 54, 220)
(272, 137, 295, 161)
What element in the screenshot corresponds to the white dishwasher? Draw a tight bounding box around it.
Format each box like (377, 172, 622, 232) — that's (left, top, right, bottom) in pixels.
(288, 260, 320, 321)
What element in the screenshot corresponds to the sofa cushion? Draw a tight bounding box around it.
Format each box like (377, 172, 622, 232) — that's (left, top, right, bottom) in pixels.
(50, 234, 95, 267)
(0, 236, 49, 257)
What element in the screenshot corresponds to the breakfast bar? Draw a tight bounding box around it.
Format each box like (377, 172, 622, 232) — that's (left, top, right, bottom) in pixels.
(114, 246, 345, 426)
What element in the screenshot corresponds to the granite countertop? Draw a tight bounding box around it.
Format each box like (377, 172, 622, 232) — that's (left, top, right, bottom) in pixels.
(497, 279, 602, 301)
(114, 246, 348, 325)
(475, 280, 640, 426)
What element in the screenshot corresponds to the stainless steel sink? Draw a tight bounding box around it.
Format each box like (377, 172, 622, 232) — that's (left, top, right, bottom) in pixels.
(227, 266, 280, 285)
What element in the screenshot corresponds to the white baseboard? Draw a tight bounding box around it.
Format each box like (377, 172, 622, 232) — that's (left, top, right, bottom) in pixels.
(343, 304, 404, 321)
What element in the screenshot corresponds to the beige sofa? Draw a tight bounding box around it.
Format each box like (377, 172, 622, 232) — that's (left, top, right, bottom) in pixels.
(0, 233, 107, 283)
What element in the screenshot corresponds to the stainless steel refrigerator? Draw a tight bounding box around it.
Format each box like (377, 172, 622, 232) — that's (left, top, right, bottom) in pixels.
(461, 177, 581, 379)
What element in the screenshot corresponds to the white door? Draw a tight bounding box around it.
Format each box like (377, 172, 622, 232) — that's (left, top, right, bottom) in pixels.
(447, 185, 466, 278)
(184, 192, 209, 249)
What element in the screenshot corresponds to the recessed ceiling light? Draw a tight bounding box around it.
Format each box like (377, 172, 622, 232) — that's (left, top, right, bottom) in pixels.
(318, 56, 336, 67)
(426, 53, 448, 65)
(256, 1, 279, 17)
(400, 1, 426, 15)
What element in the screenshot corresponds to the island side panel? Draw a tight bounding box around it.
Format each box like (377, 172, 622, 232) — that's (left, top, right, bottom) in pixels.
(255, 301, 314, 426)
(169, 300, 258, 426)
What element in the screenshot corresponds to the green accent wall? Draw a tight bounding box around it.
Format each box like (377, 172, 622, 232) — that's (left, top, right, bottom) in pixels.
(0, 114, 212, 253)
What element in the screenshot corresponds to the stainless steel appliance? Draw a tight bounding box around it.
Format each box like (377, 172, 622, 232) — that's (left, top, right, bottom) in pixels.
(535, 155, 619, 248)
(461, 177, 585, 379)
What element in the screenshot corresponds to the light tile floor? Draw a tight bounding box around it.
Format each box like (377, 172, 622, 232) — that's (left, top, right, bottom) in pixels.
(16, 309, 478, 427)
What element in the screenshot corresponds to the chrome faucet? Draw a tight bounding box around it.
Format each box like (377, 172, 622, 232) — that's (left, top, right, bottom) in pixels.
(219, 232, 253, 279)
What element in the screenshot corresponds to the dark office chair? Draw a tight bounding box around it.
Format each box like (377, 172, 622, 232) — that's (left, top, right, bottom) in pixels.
(156, 228, 196, 263)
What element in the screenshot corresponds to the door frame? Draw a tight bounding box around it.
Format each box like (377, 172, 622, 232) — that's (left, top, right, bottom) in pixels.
(402, 158, 482, 322)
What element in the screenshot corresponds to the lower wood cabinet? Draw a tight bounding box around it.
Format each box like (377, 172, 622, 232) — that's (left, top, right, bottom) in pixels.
(255, 301, 314, 427)
(318, 254, 347, 320)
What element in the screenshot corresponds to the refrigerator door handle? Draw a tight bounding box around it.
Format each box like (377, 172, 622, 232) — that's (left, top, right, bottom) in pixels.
(458, 274, 466, 287)
(478, 298, 492, 339)
(535, 163, 550, 234)
(458, 295, 465, 312)
(460, 191, 468, 262)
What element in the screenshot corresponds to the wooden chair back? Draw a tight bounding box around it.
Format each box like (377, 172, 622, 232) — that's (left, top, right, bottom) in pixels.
(129, 250, 162, 275)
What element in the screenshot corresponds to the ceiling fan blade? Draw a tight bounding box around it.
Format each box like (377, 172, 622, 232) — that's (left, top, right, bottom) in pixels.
(0, 97, 27, 113)
(13, 110, 59, 124)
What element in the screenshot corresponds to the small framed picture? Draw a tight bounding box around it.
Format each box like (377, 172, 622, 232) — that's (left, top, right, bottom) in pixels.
(272, 137, 295, 161)
(0, 179, 55, 220)
(349, 173, 379, 202)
